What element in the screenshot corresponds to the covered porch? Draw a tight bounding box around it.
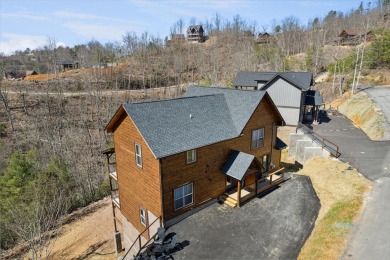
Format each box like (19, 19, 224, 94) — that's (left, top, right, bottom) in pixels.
(223, 168, 285, 207)
(220, 150, 285, 207)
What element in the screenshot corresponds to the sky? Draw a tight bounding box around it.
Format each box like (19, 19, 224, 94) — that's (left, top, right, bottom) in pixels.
(0, 0, 368, 55)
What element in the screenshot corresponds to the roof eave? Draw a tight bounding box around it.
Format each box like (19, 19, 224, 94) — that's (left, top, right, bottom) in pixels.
(105, 105, 126, 133)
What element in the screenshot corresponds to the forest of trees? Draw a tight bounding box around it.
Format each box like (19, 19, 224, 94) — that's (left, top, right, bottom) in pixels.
(0, 1, 390, 258)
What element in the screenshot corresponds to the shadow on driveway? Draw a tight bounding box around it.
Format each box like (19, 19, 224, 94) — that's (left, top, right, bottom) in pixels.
(167, 174, 320, 259)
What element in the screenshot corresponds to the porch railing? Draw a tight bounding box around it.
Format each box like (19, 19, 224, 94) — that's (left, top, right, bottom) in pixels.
(297, 122, 341, 158)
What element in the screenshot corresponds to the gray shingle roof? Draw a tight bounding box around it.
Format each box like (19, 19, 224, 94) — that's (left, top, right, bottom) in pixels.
(233, 71, 313, 91)
(275, 137, 287, 150)
(305, 90, 323, 106)
(183, 85, 266, 134)
(221, 150, 256, 180)
(122, 86, 269, 159)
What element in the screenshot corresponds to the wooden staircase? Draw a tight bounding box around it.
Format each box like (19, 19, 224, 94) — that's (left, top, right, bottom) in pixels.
(219, 194, 237, 208)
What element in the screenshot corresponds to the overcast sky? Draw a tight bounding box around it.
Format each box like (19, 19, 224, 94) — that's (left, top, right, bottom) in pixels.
(0, 0, 367, 55)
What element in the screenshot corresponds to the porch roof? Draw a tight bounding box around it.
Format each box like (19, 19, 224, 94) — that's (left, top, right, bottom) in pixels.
(275, 137, 287, 150)
(221, 150, 256, 181)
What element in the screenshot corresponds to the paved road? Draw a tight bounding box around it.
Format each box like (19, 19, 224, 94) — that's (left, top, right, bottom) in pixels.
(364, 86, 390, 141)
(313, 87, 390, 259)
(313, 114, 390, 181)
(342, 178, 390, 260)
(167, 175, 320, 260)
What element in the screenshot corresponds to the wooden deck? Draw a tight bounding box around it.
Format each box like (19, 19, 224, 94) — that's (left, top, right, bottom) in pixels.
(221, 169, 285, 207)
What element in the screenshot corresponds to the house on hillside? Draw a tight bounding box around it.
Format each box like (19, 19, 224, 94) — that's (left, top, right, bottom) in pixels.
(4, 70, 38, 80)
(187, 25, 204, 43)
(103, 86, 287, 254)
(233, 71, 320, 126)
(61, 60, 80, 71)
(337, 29, 375, 46)
(257, 33, 272, 44)
(166, 34, 186, 47)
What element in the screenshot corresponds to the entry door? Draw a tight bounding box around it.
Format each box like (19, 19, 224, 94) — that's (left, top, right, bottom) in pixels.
(226, 176, 236, 191)
(262, 154, 269, 172)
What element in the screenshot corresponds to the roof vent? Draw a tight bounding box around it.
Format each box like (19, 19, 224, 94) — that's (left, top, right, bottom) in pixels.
(190, 113, 194, 119)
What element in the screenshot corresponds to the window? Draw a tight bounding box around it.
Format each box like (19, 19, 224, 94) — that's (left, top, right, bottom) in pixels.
(135, 144, 142, 167)
(174, 183, 193, 210)
(251, 128, 264, 149)
(186, 149, 196, 164)
(139, 208, 146, 226)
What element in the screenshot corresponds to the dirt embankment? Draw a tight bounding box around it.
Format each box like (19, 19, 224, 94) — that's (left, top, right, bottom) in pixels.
(4, 198, 116, 260)
(338, 91, 385, 140)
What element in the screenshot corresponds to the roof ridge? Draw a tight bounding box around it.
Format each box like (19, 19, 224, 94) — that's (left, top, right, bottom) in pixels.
(123, 93, 223, 105)
(190, 85, 264, 92)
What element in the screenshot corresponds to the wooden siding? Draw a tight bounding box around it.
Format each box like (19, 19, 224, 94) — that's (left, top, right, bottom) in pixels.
(113, 115, 162, 235)
(161, 96, 283, 221)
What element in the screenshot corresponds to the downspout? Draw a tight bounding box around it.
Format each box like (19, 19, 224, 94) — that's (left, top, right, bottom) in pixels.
(269, 122, 276, 171)
(159, 158, 166, 227)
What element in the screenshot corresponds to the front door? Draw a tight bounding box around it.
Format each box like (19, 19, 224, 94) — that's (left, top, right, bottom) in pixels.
(262, 154, 269, 172)
(226, 176, 236, 192)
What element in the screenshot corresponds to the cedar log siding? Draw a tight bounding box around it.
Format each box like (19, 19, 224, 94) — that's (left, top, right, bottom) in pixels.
(113, 115, 162, 236)
(161, 95, 282, 221)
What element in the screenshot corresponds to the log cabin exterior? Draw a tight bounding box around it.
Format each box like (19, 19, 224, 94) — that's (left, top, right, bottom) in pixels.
(103, 86, 286, 254)
(337, 29, 375, 46)
(187, 25, 204, 43)
(257, 32, 272, 44)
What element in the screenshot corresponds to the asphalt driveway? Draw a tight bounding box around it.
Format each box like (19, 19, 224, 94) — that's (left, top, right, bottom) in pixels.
(167, 174, 320, 260)
(313, 113, 390, 181)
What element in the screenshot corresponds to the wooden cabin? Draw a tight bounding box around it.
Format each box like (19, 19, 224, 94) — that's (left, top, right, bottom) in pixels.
(338, 29, 375, 46)
(4, 70, 37, 80)
(257, 32, 272, 44)
(166, 34, 186, 47)
(187, 25, 204, 43)
(103, 86, 286, 254)
(61, 60, 80, 71)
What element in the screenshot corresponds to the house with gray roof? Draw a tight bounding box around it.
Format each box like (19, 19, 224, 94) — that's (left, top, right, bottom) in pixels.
(234, 71, 322, 126)
(103, 85, 287, 255)
(187, 25, 204, 43)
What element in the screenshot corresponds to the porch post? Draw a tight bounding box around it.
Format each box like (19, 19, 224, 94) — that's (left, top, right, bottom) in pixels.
(255, 172, 258, 195)
(237, 181, 241, 207)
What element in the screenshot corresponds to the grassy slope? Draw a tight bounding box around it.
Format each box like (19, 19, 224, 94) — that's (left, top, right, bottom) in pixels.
(295, 157, 371, 260)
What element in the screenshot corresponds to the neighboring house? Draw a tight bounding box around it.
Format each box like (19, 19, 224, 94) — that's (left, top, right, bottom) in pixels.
(166, 34, 186, 46)
(103, 86, 286, 253)
(257, 32, 272, 44)
(61, 60, 80, 71)
(4, 70, 37, 80)
(187, 25, 204, 43)
(337, 29, 375, 46)
(233, 71, 316, 126)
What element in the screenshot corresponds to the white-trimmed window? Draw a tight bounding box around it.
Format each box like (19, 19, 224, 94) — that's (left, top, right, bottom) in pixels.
(139, 208, 146, 226)
(186, 149, 196, 164)
(174, 183, 193, 210)
(251, 128, 264, 149)
(135, 144, 142, 167)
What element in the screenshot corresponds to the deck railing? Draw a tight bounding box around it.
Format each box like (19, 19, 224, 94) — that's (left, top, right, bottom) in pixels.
(122, 216, 162, 260)
(297, 122, 341, 158)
